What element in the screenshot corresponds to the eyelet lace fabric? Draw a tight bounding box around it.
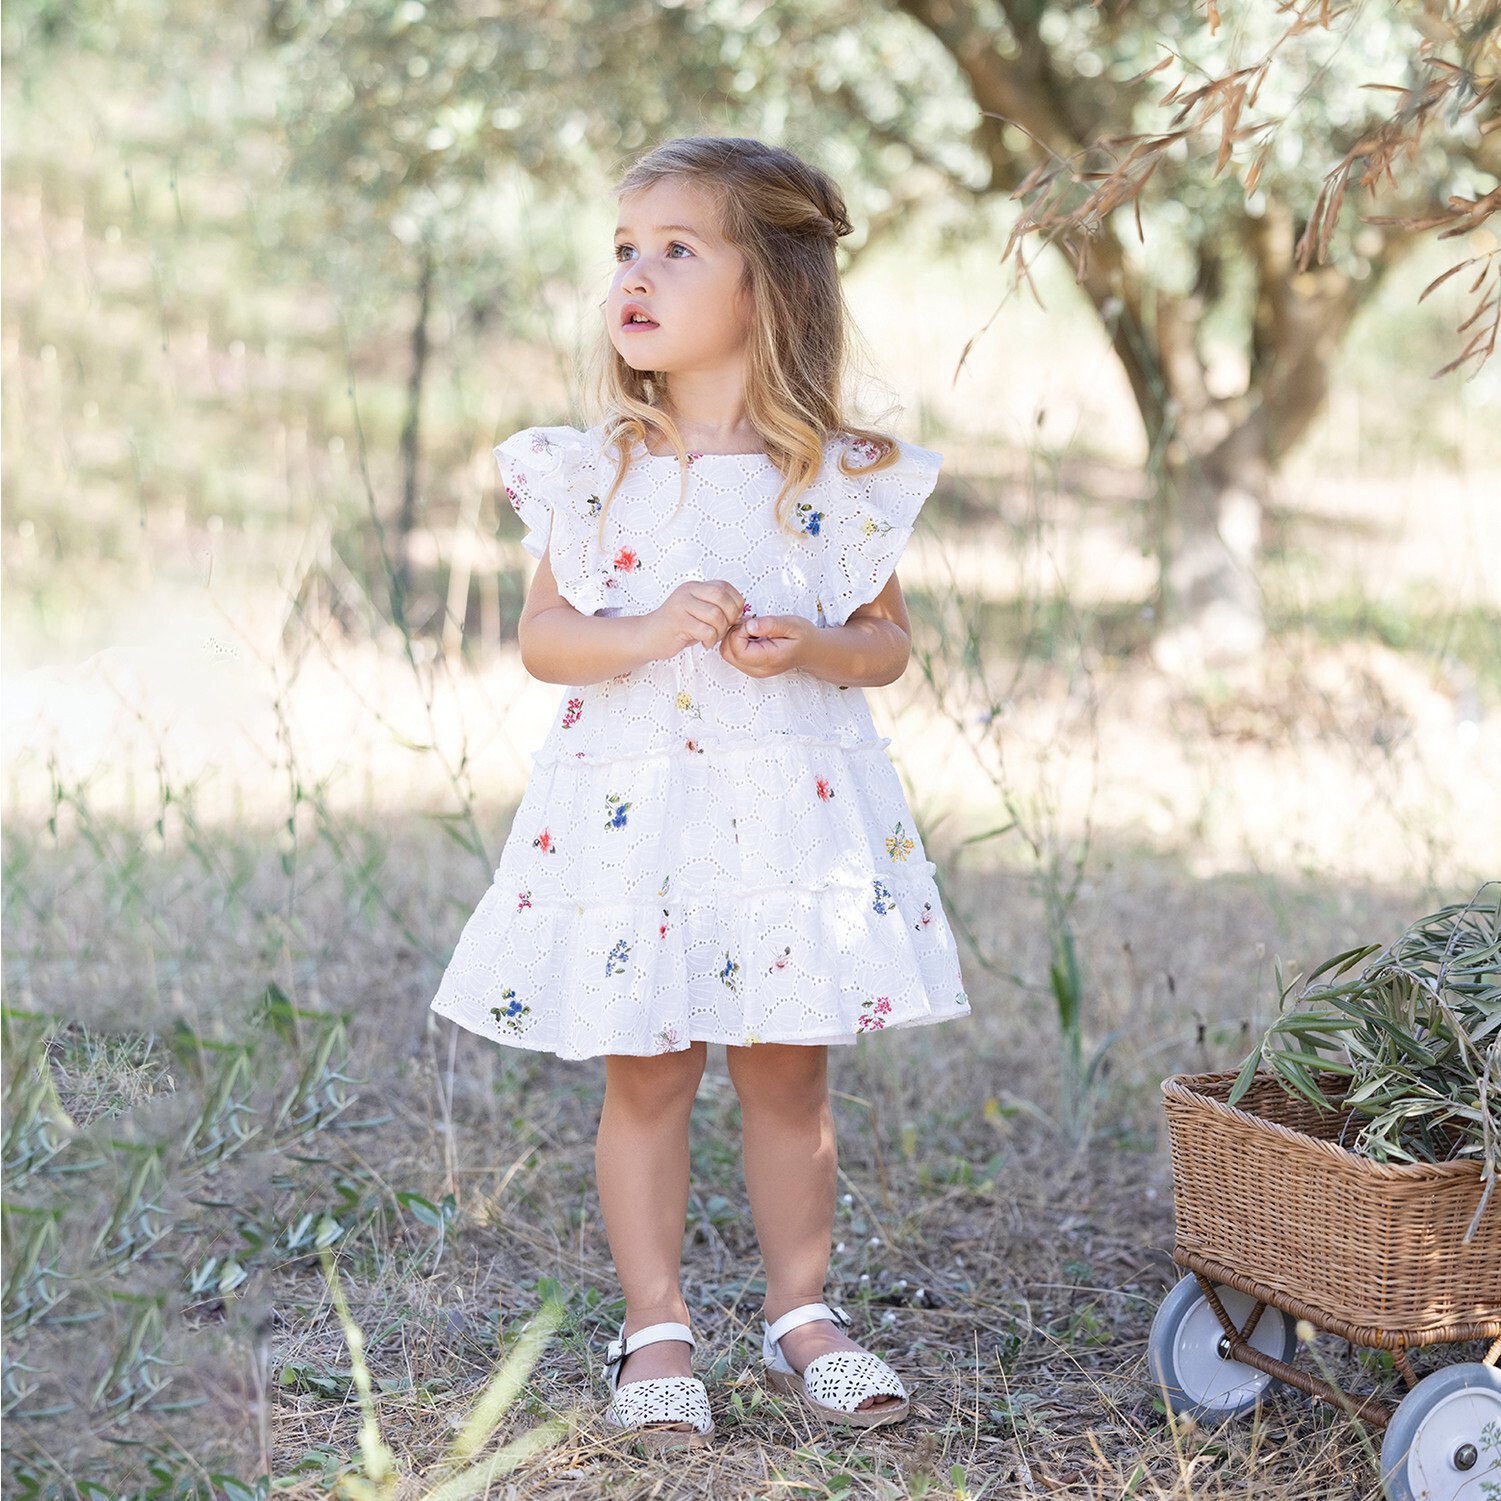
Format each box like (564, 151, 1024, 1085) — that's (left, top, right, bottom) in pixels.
(429, 423, 973, 1059)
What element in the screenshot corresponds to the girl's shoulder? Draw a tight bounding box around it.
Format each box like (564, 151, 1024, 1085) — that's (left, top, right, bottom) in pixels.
(820, 430, 944, 492)
(494, 423, 599, 478)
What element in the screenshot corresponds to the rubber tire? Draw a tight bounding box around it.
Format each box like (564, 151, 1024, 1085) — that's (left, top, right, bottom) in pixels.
(1147, 1274, 1298, 1422)
(1380, 1362, 1501, 1501)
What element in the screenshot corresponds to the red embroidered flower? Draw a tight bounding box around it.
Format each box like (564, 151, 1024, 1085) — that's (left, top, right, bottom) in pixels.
(613, 547, 639, 572)
(816, 777, 833, 800)
(874, 996, 892, 1015)
(562, 696, 584, 729)
(517, 891, 532, 911)
(533, 828, 554, 853)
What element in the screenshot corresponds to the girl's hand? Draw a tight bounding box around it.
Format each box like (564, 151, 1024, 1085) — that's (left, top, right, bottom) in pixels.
(720, 614, 813, 678)
(640, 579, 746, 661)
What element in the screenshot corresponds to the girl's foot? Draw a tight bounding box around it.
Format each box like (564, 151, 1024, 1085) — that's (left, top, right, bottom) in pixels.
(767, 1316, 903, 1413)
(603, 1314, 708, 1440)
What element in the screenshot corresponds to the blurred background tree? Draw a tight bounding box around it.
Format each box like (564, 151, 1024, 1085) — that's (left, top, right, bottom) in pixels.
(3, 0, 1495, 663)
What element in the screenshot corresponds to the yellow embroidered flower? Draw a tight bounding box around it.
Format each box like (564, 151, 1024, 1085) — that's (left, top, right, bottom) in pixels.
(862, 517, 878, 537)
(885, 821, 916, 861)
(676, 691, 693, 710)
(742, 1033, 760, 1046)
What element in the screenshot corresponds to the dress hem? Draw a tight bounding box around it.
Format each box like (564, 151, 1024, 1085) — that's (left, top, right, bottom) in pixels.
(429, 997, 972, 1060)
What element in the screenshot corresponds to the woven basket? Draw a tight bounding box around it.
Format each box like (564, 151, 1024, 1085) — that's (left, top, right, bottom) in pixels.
(1162, 1070, 1501, 1348)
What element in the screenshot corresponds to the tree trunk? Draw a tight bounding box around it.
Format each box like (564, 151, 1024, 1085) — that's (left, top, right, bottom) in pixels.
(1153, 417, 1270, 670)
(393, 240, 434, 623)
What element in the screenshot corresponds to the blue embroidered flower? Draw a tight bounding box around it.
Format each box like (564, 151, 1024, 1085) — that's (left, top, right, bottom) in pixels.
(605, 792, 632, 830)
(719, 951, 740, 992)
(871, 879, 895, 915)
(605, 938, 631, 977)
(795, 500, 824, 536)
(490, 989, 532, 1035)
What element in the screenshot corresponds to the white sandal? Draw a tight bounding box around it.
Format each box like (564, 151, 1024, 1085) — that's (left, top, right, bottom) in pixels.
(602, 1319, 715, 1451)
(761, 1301, 911, 1428)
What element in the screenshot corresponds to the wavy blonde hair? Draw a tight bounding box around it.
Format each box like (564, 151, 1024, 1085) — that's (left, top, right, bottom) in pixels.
(581, 136, 903, 547)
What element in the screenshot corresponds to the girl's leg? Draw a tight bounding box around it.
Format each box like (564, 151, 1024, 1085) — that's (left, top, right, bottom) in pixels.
(595, 1041, 707, 1418)
(724, 1042, 898, 1412)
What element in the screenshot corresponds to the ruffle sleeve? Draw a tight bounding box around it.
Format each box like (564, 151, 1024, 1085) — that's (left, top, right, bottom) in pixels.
(494, 425, 609, 616)
(819, 436, 944, 627)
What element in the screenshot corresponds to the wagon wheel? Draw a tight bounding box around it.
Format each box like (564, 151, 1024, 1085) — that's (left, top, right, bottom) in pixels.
(1147, 1275, 1298, 1421)
(1380, 1363, 1501, 1501)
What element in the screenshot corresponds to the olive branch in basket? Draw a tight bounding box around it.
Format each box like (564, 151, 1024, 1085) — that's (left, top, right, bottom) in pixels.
(1229, 881, 1501, 1235)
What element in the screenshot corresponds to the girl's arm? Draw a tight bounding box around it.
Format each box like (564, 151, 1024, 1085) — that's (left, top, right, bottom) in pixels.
(721, 572, 912, 688)
(518, 550, 745, 686)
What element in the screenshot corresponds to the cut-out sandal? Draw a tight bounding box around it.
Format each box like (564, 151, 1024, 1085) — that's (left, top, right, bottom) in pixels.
(761, 1301, 911, 1427)
(602, 1319, 715, 1451)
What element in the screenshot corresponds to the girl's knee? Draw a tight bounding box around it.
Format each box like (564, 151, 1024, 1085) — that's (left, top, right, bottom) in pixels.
(604, 1040, 706, 1113)
(725, 1042, 828, 1112)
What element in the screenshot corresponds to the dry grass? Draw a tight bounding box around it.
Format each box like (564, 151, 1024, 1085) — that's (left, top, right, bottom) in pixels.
(5, 410, 1497, 1497)
(6, 605, 1495, 1498)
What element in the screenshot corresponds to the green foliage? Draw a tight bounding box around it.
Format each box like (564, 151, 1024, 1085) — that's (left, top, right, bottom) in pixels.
(1231, 882, 1501, 1223)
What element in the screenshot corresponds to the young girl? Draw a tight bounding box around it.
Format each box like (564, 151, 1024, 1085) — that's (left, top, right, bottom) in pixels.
(431, 136, 971, 1450)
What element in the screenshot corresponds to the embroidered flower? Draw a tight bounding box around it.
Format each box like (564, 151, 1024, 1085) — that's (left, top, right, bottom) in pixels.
(517, 890, 532, 912)
(874, 997, 892, 1015)
(742, 1032, 761, 1046)
(585, 494, 602, 517)
(767, 946, 791, 974)
(675, 690, 703, 720)
(848, 436, 886, 466)
(861, 514, 895, 539)
(532, 827, 557, 854)
(885, 822, 915, 862)
(815, 776, 834, 801)
(491, 990, 532, 1035)
(605, 792, 632, 830)
(857, 996, 888, 1031)
(613, 547, 640, 573)
(871, 879, 895, 915)
(605, 938, 631, 977)
(685, 738, 704, 753)
(561, 696, 584, 729)
(529, 433, 554, 455)
(654, 1025, 680, 1052)
(659, 910, 670, 938)
(658, 875, 671, 898)
(914, 902, 933, 930)
(794, 500, 824, 536)
(719, 951, 740, 992)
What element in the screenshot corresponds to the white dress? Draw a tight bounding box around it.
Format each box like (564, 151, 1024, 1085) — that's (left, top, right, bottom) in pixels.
(429, 422, 972, 1059)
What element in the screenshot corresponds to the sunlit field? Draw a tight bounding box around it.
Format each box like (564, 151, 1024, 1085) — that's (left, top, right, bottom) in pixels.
(5, 23, 1500, 1501)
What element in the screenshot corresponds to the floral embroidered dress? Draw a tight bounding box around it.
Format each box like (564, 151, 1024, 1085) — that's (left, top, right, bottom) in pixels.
(428, 422, 972, 1059)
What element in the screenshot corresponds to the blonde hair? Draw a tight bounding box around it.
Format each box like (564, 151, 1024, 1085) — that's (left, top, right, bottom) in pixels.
(582, 136, 902, 548)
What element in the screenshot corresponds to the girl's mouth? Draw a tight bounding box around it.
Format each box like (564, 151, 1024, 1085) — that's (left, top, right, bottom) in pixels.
(623, 317, 659, 332)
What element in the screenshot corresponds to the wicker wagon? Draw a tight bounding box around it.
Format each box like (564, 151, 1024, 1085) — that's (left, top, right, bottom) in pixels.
(1150, 1070, 1501, 1501)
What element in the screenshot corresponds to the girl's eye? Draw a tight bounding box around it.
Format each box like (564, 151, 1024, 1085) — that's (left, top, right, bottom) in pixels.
(613, 242, 691, 260)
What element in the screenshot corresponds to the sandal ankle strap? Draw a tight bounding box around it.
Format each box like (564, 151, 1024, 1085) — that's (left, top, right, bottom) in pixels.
(605, 1319, 697, 1368)
(763, 1301, 851, 1347)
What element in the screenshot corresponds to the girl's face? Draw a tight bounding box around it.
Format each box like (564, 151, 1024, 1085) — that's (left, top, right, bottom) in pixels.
(607, 178, 754, 379)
